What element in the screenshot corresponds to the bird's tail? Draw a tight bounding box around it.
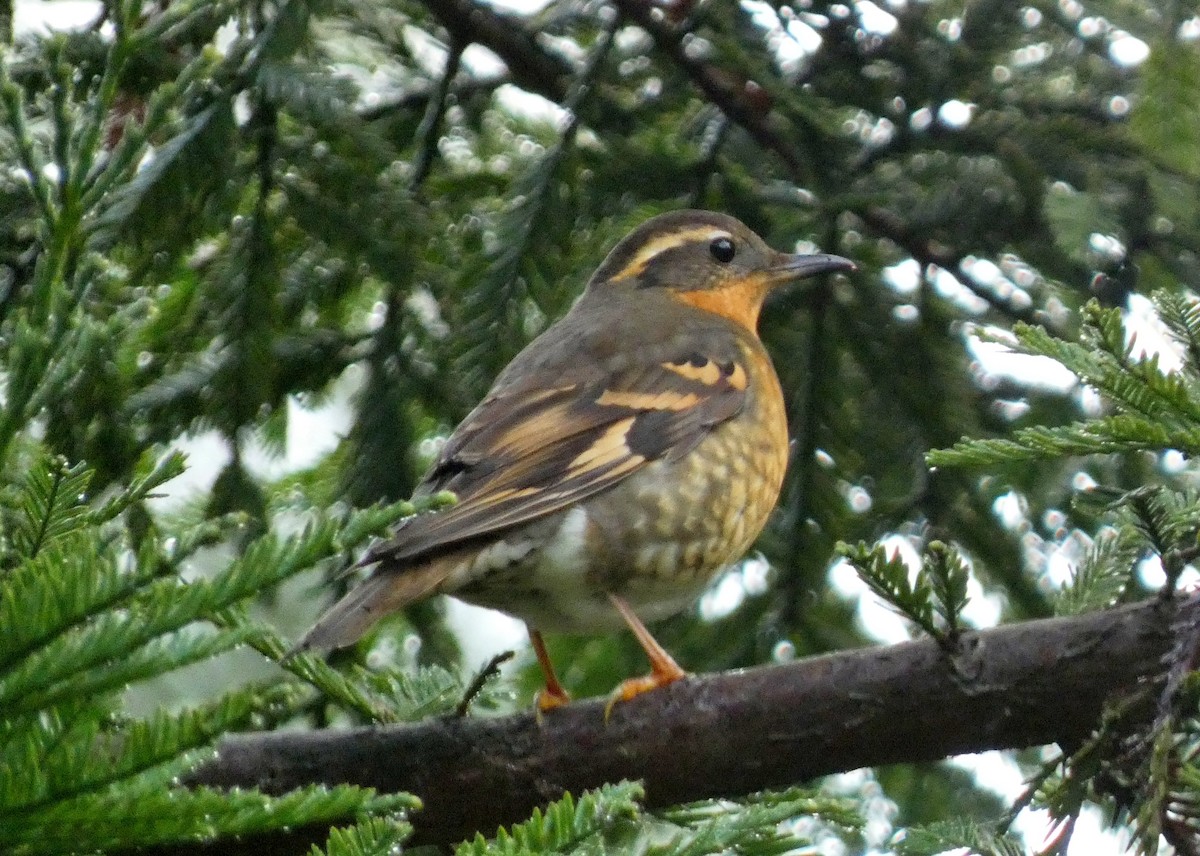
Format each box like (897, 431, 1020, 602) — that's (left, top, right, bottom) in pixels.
(288, 562, 450, 656)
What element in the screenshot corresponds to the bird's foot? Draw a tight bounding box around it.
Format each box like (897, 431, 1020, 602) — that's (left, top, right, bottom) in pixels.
(604, 660, 686, 720)
(535, 683, 572, 716)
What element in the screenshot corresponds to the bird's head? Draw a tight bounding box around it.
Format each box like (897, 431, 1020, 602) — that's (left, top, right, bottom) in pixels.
(587, 209, 855, 330)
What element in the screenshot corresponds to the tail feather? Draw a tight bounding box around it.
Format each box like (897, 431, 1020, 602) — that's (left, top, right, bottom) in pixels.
(289, 562, 450, 656)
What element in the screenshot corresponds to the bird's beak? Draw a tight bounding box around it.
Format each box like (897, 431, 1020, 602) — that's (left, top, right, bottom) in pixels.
(767, 252, 856, 285)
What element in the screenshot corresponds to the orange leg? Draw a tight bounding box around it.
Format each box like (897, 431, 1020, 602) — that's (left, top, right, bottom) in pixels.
(606, 594, 687, 716)
(529, 627, 571, 713)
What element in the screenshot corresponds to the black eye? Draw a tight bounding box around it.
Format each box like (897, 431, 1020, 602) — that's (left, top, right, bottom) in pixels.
(709, 237, 735, 263)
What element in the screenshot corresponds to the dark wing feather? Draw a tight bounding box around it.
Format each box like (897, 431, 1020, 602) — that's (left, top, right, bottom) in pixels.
(363, 351, 749, 568)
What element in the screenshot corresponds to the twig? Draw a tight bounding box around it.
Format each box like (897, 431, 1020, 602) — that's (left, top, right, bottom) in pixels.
(358, 75, 507, 122)
(410, 38, 464, 192)
(609, 0, 807, 177)
(855, 204, 1058, 330)
(455, 650, 514, 717)
(419, 0, 572, 99)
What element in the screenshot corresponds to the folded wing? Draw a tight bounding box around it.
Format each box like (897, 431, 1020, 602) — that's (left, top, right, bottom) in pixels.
(365, 350, 751, 567)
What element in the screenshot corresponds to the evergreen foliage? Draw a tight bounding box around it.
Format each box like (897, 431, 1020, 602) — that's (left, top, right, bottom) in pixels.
(0, 449, 431, 853)
(839, 539, 971, 645)
(315, 817, 415, 856)
(458, 782, 860, 855)
(921, 292, 1200, 854)
(0, 0, 1199, 852)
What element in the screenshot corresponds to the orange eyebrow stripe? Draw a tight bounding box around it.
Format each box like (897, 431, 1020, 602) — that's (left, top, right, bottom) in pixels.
(607, 226, 731, 282)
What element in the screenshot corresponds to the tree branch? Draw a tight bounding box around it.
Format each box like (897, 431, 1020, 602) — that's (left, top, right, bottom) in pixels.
(418, 0, 572, 100)
(414, 0, 816, 182)
(183, 596, 1191, 852)
(607, 0, 808, 177)
(853, 204, 1055, 329)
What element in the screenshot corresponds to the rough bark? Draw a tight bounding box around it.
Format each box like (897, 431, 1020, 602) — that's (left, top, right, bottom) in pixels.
(182, 596, 1189, 853)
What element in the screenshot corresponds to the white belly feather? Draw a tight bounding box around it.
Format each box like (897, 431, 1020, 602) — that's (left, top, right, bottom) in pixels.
(452, 504, 713, 632)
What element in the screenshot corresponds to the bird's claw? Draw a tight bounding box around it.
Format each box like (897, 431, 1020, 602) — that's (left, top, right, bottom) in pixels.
(604, 667, 686, 721)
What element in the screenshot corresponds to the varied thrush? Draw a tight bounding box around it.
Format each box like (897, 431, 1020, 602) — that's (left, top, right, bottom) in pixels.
(296, 210, 854, 710)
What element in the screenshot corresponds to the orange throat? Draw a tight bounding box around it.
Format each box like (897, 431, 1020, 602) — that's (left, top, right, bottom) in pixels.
(671, 275, 770, 330)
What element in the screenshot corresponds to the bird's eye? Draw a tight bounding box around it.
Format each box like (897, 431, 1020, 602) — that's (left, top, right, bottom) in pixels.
(709, 237, 736, 263)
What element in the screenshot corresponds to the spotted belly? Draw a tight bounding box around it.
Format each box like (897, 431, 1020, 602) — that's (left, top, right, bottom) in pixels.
(450, 399, 789, 633)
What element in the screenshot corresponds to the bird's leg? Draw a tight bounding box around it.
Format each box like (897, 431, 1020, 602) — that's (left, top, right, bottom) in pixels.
(529, 627, 571, 712)
(606, 593, 686, 715)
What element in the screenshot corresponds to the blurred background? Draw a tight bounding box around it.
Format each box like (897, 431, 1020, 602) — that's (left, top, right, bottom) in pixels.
(4, 0, 1199, 852)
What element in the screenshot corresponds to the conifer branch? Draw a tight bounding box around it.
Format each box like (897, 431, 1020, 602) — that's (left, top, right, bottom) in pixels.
(607, 0, 807, 177)
(419, 0, 572, 99)
(854, 205, 1050, 328)
(356, 73, 507, 122)
(409, 38, 464, 191)
(185, 596, 1189, 852)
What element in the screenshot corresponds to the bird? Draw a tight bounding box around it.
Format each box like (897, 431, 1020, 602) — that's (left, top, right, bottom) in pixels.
(295, 209, 854, 711)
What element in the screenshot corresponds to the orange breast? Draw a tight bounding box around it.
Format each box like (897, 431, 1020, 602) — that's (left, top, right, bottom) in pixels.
(584, 336, 789, 586)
